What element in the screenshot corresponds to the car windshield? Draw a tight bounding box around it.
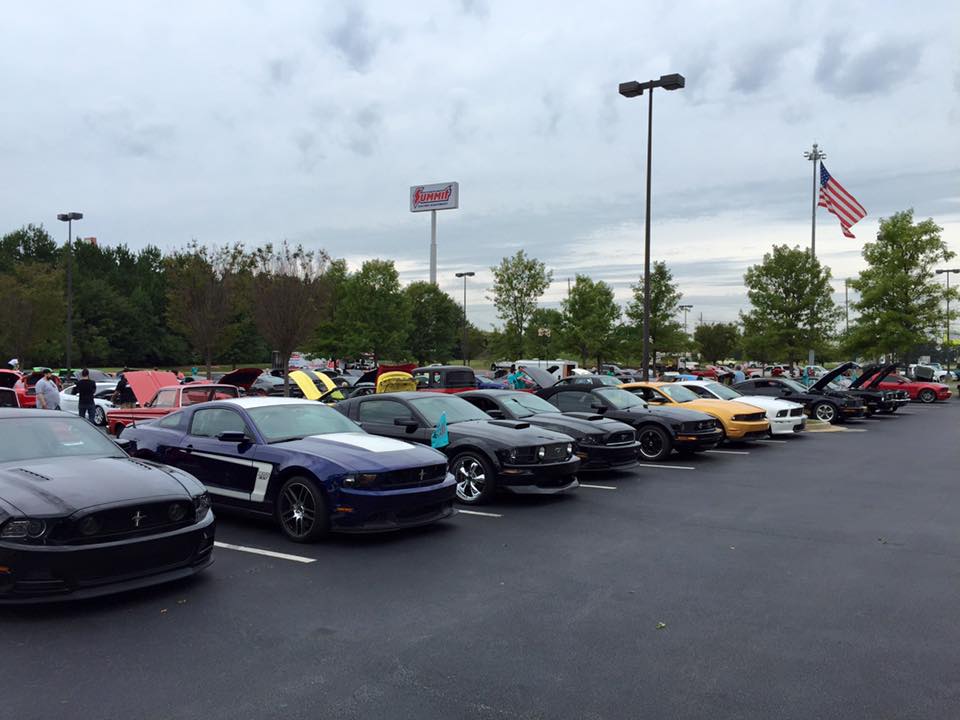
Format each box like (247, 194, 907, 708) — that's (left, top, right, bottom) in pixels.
(779, 379, 808, 393)
(0, 416, 126, 463)
(595, 375, 622, 386)
(595, 387, 646, 409)
(409, 395, 490, 426)
(702, 382, 743, 400)
(658, 384, 699, 403)
(500, 393, 558, 418)
(246, 403, 361, 443)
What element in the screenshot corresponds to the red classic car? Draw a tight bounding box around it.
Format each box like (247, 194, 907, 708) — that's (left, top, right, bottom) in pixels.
(106, 370, 239, 435)
(8, 369, 61, 408)
(412, 365, 477, 394)
(869, 373, 952, 404)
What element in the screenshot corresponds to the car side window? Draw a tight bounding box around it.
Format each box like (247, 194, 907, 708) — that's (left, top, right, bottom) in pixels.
(190, 408, 250, 438)
(752, 380, 769, 388)
(466, 396, 497, 413)
(157, 412, 184, 429)
(685, 385, 710, 397)
(182, 387, 214, 406)
(553, 392, 593, 412)
(151, 389, 178, 408)
(358, 400, 414, 424)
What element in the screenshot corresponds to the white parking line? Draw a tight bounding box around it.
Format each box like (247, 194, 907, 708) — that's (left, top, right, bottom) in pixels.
(706, 449, 750, 455)
(580, 483, 617, 490)
(456, 509, 503, 518)
(637, 463, 696, 470)
(756, 439, 787, 444)
(214, 541, 316, 564)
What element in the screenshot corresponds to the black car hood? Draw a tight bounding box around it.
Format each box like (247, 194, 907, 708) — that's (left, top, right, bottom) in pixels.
(0, 456, 194, 517)
(864, 364, 897, 390)
(448, 419, 572, 446)
(523, 412, 627, 437)
(610, 404, 713, 424)
(810, 362, 856, 392)
(849, 364, 881, 389)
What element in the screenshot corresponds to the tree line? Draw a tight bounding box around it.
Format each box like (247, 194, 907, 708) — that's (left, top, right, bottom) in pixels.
(0, 209, 954, 374)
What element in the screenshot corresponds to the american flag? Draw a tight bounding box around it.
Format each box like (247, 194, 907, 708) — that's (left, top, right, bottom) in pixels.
(818, 163, 866, 238)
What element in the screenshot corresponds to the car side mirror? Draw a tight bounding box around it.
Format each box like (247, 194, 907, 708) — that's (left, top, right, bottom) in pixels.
(114, 437, 135, 452)
(590, 403, 608, 413)
(393, 418, 420, 431)
(648, 395, 667, 403)
(487, 409, 504, 419)
(216, 430, 249, 443)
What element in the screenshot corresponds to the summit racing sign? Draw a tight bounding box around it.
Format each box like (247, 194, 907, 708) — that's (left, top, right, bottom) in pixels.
(410, 182, 459, 212)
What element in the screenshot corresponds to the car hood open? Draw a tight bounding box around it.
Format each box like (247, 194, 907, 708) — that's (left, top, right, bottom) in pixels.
(0, 370, 20, 389)
(123, 370, 179, 405)
(218, 367, 264, 390)
(810, 361, 856, 392)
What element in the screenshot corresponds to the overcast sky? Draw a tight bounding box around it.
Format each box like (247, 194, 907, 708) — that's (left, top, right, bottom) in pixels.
(3, 1, 959, 329)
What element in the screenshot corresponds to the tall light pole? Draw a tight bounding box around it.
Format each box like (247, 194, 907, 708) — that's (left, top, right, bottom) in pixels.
(56, 211, 83, 374)
(455, 271, 475, 365)
(935, 268, 960, 370)
(844, 278, 850, 334)
(679, 304, 693, 335)
(803, 143, 826, 365)
(619, 72, 685, 380)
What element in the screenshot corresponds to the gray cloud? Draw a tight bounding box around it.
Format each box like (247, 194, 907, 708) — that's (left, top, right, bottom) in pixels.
(731, 43, 786, 94)
(327, 6, 379, 72)
(815, 35, 922, 97)
(460, 0, 489, 18)
(266, 57, 298, 88)
(83, 110, 176, 158)
(540, 91, 563, 135)
(347, 105, 382, 156)
(294, 131, 325, 172)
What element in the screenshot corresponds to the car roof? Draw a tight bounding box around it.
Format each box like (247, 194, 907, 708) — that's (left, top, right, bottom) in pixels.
(676, 380, 716, 386)
(0, 408, 68, 419)
(217, 397, 322, 409)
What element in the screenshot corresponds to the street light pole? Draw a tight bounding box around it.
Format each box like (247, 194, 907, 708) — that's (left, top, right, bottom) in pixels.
(679, 304, 693, 335)
(619, 72, 685, 381)
(57, 211, 83, 374)
(936, 268, 960, 370)
(455, 271, 475, 365)
(803, 143, 826, 365)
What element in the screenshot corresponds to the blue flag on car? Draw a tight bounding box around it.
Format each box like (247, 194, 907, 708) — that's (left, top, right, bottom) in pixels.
(431, 412, 449, 449)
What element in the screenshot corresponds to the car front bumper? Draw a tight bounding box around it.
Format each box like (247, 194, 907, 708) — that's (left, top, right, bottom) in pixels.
(770, 415, 807, 435)
(673, 428, 724, 452)
(0, 513, 216, 604)
(841, 405, 867, 417)
(333, 476, 458, 532)
(577, 441, 641, 470)
(724, 420, 771, 440)
(498, 457, 580, 494)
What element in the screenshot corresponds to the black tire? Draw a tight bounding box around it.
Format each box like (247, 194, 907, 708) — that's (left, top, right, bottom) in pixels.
(811, 401, 837, 423)
(451, 451, 496, 505)
(918, 389, 936, 404)
(112, 423, 125, 437)
(636, 424, 672, 462)
(276, 475, 330, 542)
(94, 406, 106, 426)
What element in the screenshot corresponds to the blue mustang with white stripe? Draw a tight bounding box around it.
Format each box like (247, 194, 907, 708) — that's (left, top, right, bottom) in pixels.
(120, 398, 456, 542)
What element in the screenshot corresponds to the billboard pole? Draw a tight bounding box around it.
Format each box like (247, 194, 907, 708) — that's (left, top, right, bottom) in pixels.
(430, 210, 437, 285)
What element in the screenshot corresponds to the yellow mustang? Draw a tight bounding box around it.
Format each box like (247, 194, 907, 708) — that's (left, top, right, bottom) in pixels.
(621, 381, 770, 441)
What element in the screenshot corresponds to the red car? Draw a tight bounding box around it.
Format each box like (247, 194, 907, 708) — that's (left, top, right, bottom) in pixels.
(9, 369, 61, 408)
(412, 365, 477, 394)
(106, 370, 240, 435)
(871, 373, 952, 404)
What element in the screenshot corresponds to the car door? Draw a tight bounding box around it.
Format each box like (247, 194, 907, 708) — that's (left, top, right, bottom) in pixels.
(60, 385, 79, 413)
(746, 379, 780, 398)
(356, 398, 431, 444)
(179, 407, 267, 502)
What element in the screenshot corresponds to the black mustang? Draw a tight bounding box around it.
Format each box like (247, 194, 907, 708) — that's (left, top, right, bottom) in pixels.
(536, 385, 723, 461)
(0, 409, 215, 603)
(818, 361, 900, 416)
(734, 375, 866, 424)
(459, 389, 640, 470)
(335, 392, 580, 505)
(849, 363, 910, 413)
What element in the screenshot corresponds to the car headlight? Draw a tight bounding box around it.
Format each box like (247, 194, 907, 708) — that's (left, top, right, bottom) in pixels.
(566, 443, 574, 457)
(1, 518, 47, 540)
(341, 473, 379, 488)
(537, 446, 546, 461)
(194, 493, 212, 522)
(776, 409, 788, 417)
(579, 434, 599, 446)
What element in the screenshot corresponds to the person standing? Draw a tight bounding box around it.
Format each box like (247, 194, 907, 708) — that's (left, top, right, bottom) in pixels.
(34, 369, 61, 411)
(113, 369, 138, 409)
(75, 368, 97, 423)
(733, 364, 746, 384)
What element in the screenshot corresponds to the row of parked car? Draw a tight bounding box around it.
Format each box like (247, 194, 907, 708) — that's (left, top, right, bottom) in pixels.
(0, 358, 950, 602)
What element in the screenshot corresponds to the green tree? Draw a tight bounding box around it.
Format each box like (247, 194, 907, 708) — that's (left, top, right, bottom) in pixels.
(489, 250, 553, 357)
(694, 322, 741, 363)
(453, 320, 490, 365)
(338, 259, 410, 363)
(523, 308, 564, 359)
(0, 224, 60, 272)
(0, 262, 64, 368)
(740, 245, 840, 364)
(625, 261, 686, 361)
(561, 275, 621, 367)
(847, 210, 957, 362)
(404, 281, 460, 365)
(309, 258, 350, 360)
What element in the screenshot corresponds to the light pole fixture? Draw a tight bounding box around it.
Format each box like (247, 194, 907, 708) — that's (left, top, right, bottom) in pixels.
(679, 304, 693, 335)
(455, 271, 475, 365)
(935, 268, 960, 370)
(803, 143, 826, 367)
(56, 211, 83, 374)
(619, 72, 685, 380)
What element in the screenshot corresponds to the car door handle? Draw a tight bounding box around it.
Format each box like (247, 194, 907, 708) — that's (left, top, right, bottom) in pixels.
(184, 445, 194, 453)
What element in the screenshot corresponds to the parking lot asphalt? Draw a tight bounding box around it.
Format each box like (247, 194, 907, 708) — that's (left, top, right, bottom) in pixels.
(3, 402, 959, 719)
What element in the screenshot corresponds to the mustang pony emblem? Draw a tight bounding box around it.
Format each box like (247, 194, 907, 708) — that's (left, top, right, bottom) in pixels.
(132, 511, 146, 527)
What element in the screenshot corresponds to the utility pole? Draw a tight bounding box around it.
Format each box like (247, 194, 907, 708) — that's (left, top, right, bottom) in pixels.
(679, 304, 693, 335)
(56, 211, 83, 374)
(936, 269, 960, 370)
(803, 143, 826, 365)
(844, 278, 849, 334)
(455, 271, 475, 365)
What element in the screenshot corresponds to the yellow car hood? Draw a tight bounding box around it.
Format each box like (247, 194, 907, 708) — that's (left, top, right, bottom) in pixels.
(682, 397, 766, 420)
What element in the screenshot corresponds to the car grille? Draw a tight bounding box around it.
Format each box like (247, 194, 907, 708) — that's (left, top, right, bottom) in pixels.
(541, 443, 569, 462)
(681, 419, 718, 433)
(789, 407, 804, 417)
(47, 500, 196, 545)
(380, 464, 447, 490)
(732, 412, 766, 422)
(605, 430, 635, 445)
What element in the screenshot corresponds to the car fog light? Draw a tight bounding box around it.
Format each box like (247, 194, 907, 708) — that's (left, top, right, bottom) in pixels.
(168, 503, 187, 522)
(79, 516, 100, 536)
(537, 446, 546, 460)
(566, 443, 573, 456)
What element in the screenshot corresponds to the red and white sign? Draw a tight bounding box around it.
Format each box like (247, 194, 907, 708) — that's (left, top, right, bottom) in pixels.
(410, 182, 459, 212)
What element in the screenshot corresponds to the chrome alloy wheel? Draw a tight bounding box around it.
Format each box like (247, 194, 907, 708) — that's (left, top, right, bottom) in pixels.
(279, 482, 317, 539)
(814, 402, 836, 422)
(453, 456, 487, 503)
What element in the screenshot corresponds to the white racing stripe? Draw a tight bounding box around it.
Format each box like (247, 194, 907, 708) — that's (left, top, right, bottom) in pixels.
(580, 483, 617, 490)
(706, 449, 750, 455)
(456, 509, 503, 518)
(637, 463, 695, 470)
(214, 541, 316, 563)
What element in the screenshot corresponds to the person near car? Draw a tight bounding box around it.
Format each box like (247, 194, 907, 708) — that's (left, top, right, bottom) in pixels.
(733, 365, 746, 384)
(34, 369, 61, 410)
(74, 368, 97, 423)
(113, 369, 137, 409)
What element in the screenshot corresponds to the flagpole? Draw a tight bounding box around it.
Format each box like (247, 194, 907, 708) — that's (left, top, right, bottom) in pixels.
(803, 142, 826, 366)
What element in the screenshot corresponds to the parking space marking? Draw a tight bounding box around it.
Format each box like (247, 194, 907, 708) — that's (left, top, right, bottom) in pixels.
(637, 463, 696, 470)
(214, 541, 316, 564)
(580, 483, 617, 490)
(457, 509, 503, 518)
(756, 439, 787, 444)
(706, 449, 750, 455)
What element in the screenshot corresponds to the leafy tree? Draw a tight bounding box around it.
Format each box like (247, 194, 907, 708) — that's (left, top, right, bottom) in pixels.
(453, 320, 490, 365)
(309, 258, 350, 360)
(847, 210, 957, 362)
(165, 242, 249, 378)
(0, 262, 64, 368)
(250, 241, 331, 394)
(404, 281, 460, 365)
(489, 250, 553, 357)
(523, 308, 564, 359)
(0, 224, 60, 272)
(561, 275, 621, 367)
(625, 261, 686, 361)
(694, 322, 740, 363)
(338, 259, 410, 363)
(740, 245, 840, 364)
